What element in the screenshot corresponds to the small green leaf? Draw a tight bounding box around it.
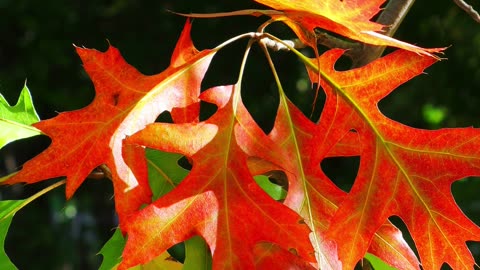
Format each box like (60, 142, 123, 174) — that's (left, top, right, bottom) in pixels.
(183, 236, 212, 270)
(146, 149, 189, 200)
(0, 181, 64, 269)
(0, 216, 17, 270)
(0, 84, 42, 149)
(364, 253, 398, 270)
(0, 200, 24, 221)
(98, 228, 126, 270)
(0, 200, 25, 270)
(254, 175, 287, 201)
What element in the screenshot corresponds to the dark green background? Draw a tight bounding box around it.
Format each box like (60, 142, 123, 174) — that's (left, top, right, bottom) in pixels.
(1, 0, 479, 269)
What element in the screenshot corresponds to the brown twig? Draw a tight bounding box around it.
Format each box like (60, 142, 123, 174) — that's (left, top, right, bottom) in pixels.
(312, 1, 417, 68)
(350, 0, 417, 67)
(87, 164, 112, 180)
(315, 29, 363, 58)
(453, 0, 480, 23)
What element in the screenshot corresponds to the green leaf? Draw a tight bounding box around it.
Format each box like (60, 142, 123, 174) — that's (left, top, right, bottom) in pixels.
(254, 175, 287, 201)
(98, 228, 126, 270)
(183, 236, 212, 270)
(364, 253, 398, 270)
(146, 148, 189, 200)
(0, 200, 25, 221)
(0, 200, 25, 270)
(0, 84, 42, 149)
(0, 181, 65, 269)
(0, 216, 16, 270)
(98, 150, 191, 269)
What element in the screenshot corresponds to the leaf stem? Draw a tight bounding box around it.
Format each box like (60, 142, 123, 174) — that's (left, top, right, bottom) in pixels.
(233, 38, 255, 114)
(2, 179, 66, 221)
(261, 33, 318, 71)
(351, 0, 417, 67)
(258, 39, 326, 268)
(213, 32, 259, 52)
(453, 0, 480, 23)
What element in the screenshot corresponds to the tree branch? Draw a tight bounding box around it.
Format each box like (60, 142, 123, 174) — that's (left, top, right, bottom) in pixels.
(313, 0, 416, 68)
(315, 29, 363, 58)
(453, 0, 480, 23)
(351, 0, 416, 67)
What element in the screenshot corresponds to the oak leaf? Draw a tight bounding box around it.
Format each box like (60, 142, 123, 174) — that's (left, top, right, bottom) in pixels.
(242, 89, 419, 269)
(3, 21, 216, 223)
(311, 49, 480, 269)
(254, 0, 444, 56)
(121, 85, 315, 269)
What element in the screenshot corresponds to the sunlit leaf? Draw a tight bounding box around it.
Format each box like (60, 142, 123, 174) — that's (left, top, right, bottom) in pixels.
(120, 85, 315, 269)
(3, 21, 216, 225)
(253, 0, 445, 56)
(0, 84, 41, 149)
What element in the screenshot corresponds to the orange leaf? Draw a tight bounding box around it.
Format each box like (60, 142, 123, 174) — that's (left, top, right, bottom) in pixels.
(241, 92, 419, 269)
(4, 21, 216, 223)
(312, 49, 480, 269)
(121, 85, 315, 269)
(254, 0, 445, 56)
(253, 242, 317, 269)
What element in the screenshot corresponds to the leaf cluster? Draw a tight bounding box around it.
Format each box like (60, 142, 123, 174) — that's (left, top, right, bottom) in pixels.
(1, 0, 480, 269)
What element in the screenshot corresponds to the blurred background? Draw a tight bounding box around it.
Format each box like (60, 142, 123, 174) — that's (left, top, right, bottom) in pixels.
(1, 0, 479, 269)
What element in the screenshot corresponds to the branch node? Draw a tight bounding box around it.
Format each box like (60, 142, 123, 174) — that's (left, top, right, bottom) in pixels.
(259, 37, 305, 51)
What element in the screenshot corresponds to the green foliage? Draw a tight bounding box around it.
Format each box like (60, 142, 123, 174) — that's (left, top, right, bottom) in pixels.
(0, 201, 23, 270)
(253, 175, 287, 201)
(182, 236, 212, 270)
(98, 229, 125, 270)
(0, 84, 41, 149)
(146, 149, 189, 201)
(364, 253, 397, 270)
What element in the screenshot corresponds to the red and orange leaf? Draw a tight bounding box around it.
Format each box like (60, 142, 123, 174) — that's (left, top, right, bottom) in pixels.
(121, 85, 315, 269)
(116, 143, 151, 221)
(169, 21, 203, 124)
(241, 90, 419, 269)
(253, 242, 317, 270)
(309, 49, 480, 269)
(254, 0, 444, 56)
(3, 21, 216, 223)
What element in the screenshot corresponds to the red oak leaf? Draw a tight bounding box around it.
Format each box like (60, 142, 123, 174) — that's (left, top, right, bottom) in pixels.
(3, 21, 216, 223)
(240, 90, 419, 269)
(311, 49, 480, 269)
(121, 85, 315, 269)
(254, 0, 444, 56)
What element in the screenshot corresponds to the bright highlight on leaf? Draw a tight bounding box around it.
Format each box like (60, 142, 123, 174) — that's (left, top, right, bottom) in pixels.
(2, 21, 217, 226)
(253, 0, 445, 57)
